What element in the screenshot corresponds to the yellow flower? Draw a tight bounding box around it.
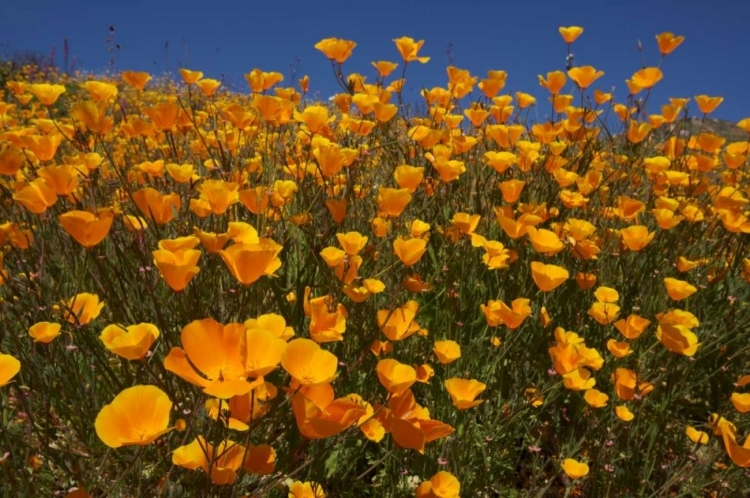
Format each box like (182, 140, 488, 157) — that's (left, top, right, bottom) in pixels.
(95, 385, 172, 448)
(55, 293, 104, 326)
(561, 458, 589, 479)
(28, 83, 66, 106)
(393, 37, 430, 63)
(559, 26, 584, 44)
(314, 38, 357, 63)
(59, 210, 114, 248)
(100, 323, 160, 360)
(444, 378, 486, 410)
(416, 471, 461, 498)
(0, 352, 21, 387)
(29, 322, 62, 344)
(656, 32, 685, 55)
(664, 277, 697, 301)
(433, 340, 461, 364)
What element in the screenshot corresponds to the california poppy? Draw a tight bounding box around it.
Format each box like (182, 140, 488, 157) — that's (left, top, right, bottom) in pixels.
(95, 385, 172, 448)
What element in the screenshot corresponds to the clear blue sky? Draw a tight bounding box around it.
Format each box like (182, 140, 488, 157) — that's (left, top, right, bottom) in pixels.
(1, 0, 749, 122)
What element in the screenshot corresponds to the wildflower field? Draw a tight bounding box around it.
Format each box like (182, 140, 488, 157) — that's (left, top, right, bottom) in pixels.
(1, 28, 750, 497)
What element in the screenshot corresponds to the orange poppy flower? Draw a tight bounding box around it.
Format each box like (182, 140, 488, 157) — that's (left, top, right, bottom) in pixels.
(631, 67, 663, 89)
(218, 239, 282, 286)
(281, 338, 338, 386)
(27, 83, 66, 106)
(620, 225, 655, 251)
(0, 352, 21, 387)
(377, 359, 417, 394)
(444, 378, 486, 409)
(567, 66, 604, 89)
(695, 95, 723, 114)
(562, 458, 589, 479)
(416, 471, 461, 498)
(100, 323, 160, 360)
(152, 247, 201, 292)
(290, 384, 366, 439)
(122, 71, 151, 90)
(59, 209, 114, 248)
(13, 178, 58, 214)
(656, 32, 685, 55)
(378, 300, 421, 341)
(394, 237, 427, 267)
(205, 382, 279, 431)
(132, 187, 181, 225)
(55, 293, 104, 326)
(314, 37, 357, 63)
(433, 340, 461, 364)
(559, 26, 583, 44)
(29, 322, 62, 344)
(95, 385, 172, 448)
(530, 262, 569, 292)
(393, 37, 430, 63)
(164, 318, 264, 398)
(663, 277, 697, 301)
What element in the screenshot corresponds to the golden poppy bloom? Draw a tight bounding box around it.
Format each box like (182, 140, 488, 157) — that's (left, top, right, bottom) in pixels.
(29, 322, 62, 344)
(218, 239, 282, 286)
(314, 37, 357, 63)
(376, 359, 417, 394)
(481, 298, 531, 329)
(656, 323, 700, 356)
(132, 188, 181, 225)
(289, 481, 327, 498)
(205, 382, 279, 431)
(197, 179, 240, 215)
(694, 95, 724, 114)
(567, 66, 604, 89)
(656, 32, 685, 55)
(28, 83, 66, 106)
(58, 209, 114, 248)
(55, 293, 104, 326)
(83, 81, 118, 102)
(172, 436, 268, 485)
(526, 226, 564, 255)
(281, 338, 338, 386)
(559, 26, 584, 44)
(152, 247, 201, 292)
(37, 165, 80, 196)
(380, 388, 454, 453)
(615, 405, 635, 422)
(378, 300, 421, 341)
(562, 458, 589, 479)
(100, 323, 160, 360)
(288, 384, 367, 440)
(416, 471, 461, 498)
(13, 178, 58, 214)
(336, 231, 368, 256)
(588, 302, 620, 325)
(613, 314, 650, 340)
(444, 378, 486, 410)
(619, 225, 655, 251)
(631, 67, 663, 89)
(530, 261, 569, 292)
(583, 389, 609, 408)
(686, 425, 709, 444)
(0, 352, 21, 387)
(433, 340, 461, 364)
(393, 37, 430, 63)
(94, 385, 172, 448)
(122, 70, 152, 90)
(538, 71, 567, 95)
(393, 237, 427, 267)
(664, 277, 697, 301)
(178, 68, 204, 85)
(164, 318, 264, 398)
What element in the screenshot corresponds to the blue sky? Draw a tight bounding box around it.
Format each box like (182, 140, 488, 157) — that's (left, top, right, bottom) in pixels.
(1, 0, 749, 122)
